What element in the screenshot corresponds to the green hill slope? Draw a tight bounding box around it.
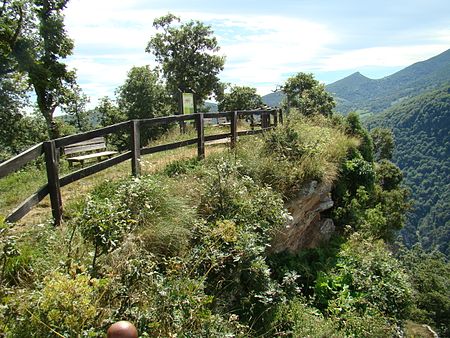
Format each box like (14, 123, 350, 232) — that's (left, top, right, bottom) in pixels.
(367, 86, 450, 255)
(327, 48, 450, 115)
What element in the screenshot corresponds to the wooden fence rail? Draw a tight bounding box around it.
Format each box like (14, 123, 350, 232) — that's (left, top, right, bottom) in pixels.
(0, 109, 282, 225)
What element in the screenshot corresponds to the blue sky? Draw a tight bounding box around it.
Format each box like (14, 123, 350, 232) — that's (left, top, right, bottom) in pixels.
(64, 0, 450, 106)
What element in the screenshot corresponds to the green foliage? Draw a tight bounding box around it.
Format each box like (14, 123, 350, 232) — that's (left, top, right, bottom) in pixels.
(367, 85, 450, 255)
(103, 250, 248, 337)
(263, 122, 306, 161)
(0, 70, 30, 157)
(0, 112, 423, 337)
(327, 49, 450, 115)
(273, 297, 397, 338)
(3, 0, 78, 139)
(146, 13, 225, 106)
(0, 112, 47, 161)
(272, 298, 339, 337)
(61, 83, 92, 132)
(11, 272, 107, 337)
(345, 112, 374, 162)
(282, 72, 335, 116)
(235, 115, 357, 199)
(116, 65, 171, 144)
(200, 158, 287, 230)
(371, 127, 394, 161)
(95, 96, 129, 150)
(331, 112, 411, 241)
(164, 157, 200, 177)
(376, 159, 403, 190)
(79, 198, 133, 272)
(399, 245, 450, 336)
(315, 233, 413, 323)
(0, 222, 23, 285)
(218, 85, 263, 112)
(81, 176, 194, 264)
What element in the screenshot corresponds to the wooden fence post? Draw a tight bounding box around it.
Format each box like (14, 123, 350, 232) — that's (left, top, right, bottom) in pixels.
(273, 110, 278, 127)
(261, 112, 267, 129)
(279, 109, 284, 125)
(196, 113, 205, 159)
(43, 140, 62, 226)
(230, 111, 238, 149)
(131, 120, 141, 177)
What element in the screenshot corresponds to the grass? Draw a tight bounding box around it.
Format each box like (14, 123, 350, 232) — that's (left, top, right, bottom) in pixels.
(0, 142, 228, 226)
(0, 120, 258, 224)
(2, 114, 401, 337)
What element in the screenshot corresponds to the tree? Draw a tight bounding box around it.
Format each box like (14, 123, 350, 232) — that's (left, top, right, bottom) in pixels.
(116, 65, 171, 143)
(345, 112, 374, 162)
(218, 86, 263, 112)
(96, 96, 125, 127)
(62, 84, 91, 132)
(370, 127, 394, 161)
(95, 96, 128, 150)
(0, 72, 29, 156)
(2, 0, 77, 139)
(1, 0, 32, 154)
(399, 244, 450, 337)
(146, 14, 225, 109)
(282, 72, 335, 116)
(116, 66, 170, 120)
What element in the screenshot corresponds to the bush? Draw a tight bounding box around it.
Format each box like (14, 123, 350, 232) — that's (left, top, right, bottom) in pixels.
(399, 245, 450, 336)
(236, 115, 358, 199)
(272, 298, 339, 337)
(11, 272, 107, 337)
(315, 233, 413, 321)
(79, 198, 133, 272)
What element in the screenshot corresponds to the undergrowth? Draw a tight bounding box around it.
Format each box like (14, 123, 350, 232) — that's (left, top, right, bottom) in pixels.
(0, 114, 444, 337)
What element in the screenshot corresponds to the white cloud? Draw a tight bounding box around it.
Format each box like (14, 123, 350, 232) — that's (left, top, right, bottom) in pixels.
(318, 44, 450, 72)
(63, 0, 450, 103)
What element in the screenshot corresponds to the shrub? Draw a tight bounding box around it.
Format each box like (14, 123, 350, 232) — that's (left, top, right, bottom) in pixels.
(399, 245, 450, 336)
(315, 233, 413, 321)
(79, 198, 134, 272)
(236, 115, 357, 199)
(272, 298, 339, 337)
(11, 272, 107, 337)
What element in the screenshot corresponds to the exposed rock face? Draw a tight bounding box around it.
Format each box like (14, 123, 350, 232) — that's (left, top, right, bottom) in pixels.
(271, 181, 335, 253)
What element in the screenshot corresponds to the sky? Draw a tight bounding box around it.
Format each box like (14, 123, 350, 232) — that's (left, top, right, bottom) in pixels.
(64, 0, 450, 107)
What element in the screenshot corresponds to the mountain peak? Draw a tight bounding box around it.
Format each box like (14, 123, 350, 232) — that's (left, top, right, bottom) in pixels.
(330, 71, 372, 85)
(325, 48, 450, 113)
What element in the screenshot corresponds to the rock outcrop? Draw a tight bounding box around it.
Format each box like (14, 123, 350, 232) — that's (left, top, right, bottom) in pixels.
(271, 180, 335, 253)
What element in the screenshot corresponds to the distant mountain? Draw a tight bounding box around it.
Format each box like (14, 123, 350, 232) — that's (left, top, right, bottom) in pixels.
(327, 48, 450, 115)
(261, 49, 450, 113)
(367, 85, 450, 255)
(202, 101, 218, 112)
(262, 91, 285, 107)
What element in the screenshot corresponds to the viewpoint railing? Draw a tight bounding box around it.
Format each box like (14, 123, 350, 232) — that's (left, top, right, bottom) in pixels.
(0, 109, 282, 225)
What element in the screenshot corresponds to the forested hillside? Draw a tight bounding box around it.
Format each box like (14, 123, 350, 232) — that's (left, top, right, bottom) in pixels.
(367, 86, 450, 256)
(326, 49, 450, 115)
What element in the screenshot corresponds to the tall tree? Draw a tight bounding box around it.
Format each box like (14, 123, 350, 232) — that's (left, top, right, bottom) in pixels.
(218, 85, 263, 112)
(116, 65, 171, 144)
(2, 0, 76, 139)
(116, 65, 170, 120)
(282, 72, 335, 116)
(146, 13, 225, 109)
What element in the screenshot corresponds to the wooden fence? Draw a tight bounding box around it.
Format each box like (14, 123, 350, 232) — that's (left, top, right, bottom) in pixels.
(0, 109, 281, 225)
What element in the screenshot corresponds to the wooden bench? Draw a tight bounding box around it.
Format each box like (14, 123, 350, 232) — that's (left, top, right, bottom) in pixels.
(211, 116, 231, 127)
(64, 137, 117, 167)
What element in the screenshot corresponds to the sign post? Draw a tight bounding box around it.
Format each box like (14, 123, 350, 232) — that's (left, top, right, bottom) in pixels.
(182, 92, 195, 115)
(178, 91, 196, 133)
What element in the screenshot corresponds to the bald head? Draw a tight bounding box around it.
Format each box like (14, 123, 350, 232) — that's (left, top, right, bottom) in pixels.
(107, 321, 138, 338)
